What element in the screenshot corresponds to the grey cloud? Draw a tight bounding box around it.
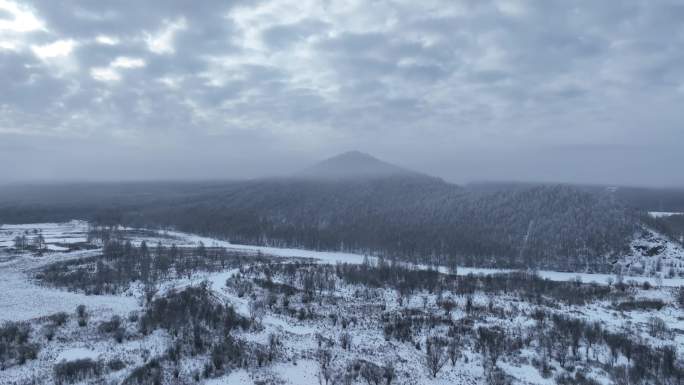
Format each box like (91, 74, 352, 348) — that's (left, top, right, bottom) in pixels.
(470, 70, 510, 84)
(262, 19, 329, 49)
(0, 0, 683, 186)
(27, 0, 236, 36)
(0, 51, 68, 114)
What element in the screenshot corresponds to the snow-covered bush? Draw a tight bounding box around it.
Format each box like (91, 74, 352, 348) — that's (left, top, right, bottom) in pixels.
(53, 358, 101, 385)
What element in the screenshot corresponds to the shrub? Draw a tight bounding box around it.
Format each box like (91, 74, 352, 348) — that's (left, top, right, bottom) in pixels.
(98, 316, 125, 342)
(38, 244, 257, 295)
(76, 305, 87, 319)
(140, 285, 250, 334)
(76, 305, 88, 327)
(0, 321, 40, 369)
(53, 359, 101, 385)
(139, 284, 251, 360)
(113, 328, 125, 343)
(339, 332, 352, 350)
(98, 315, 122, 334)
(648, 316, 670, 338)
(42, 325, 56, 341)
(616, 299, 665, 311)
(360, 361, 383, 385)
(48, 312, 69, 327)
(123, 359, 163, 385)
(107, 359, 126, 371)
(556, 372, 601, 385)
(211, 335, 245, 371)
(16, 343, 39, 364)
(128, 311, 139, 322)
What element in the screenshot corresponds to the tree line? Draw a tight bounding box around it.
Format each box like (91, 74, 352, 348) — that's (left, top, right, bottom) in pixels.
(37, 237, 268, 294)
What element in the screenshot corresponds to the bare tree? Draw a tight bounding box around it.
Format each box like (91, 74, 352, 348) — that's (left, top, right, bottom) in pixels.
(648, 316, 669, 338)
(249, 298, 266, 326)
(33, 234, 46, 251)
(318, 349, 334, 385)
(478, 327, 504, 367)
(425, 339, 448, 377)
(13, 235, 27, 250)
(267, 333, 280, 362)
(584, 322, 601, 361)
(448, 336, 461, 366)
(382, 361, 395, 385)
(360, 362, 382, 385)
(339, 332, 352, 351)
(440, 298, 457, 316)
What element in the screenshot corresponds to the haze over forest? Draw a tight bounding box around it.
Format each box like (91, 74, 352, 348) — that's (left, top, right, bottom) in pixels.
(1, 0, 683, 186)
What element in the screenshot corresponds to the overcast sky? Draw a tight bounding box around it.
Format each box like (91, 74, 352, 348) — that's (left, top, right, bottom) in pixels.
(1, 0, 683, 186)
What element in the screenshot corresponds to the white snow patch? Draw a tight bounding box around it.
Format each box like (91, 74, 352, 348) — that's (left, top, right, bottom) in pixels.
(0, 272, 140, 322)
(45, 244, 70, 251)
(56, 347, 98, 362)
(204, 369, 253, 385)
(272, 360, 320, 385)
(162, 229, 366, 265)
(649, 211, 684, 218)
(498, 361, 553, 385)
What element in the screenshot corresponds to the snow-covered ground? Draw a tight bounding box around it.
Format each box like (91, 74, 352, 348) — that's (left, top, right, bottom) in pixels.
(0, 267, 139, 322)
(1, 221, 683, 385)
(2, 220, 683, 324)
(56, 347, 99, 362)
(0, 222, 139, 322)
(136, 228, 367, 265)
(0, 223, 164, 385)
(159, 228, 684, 287)
(0, 220, 89, 249)
(648, 211, 684, 218)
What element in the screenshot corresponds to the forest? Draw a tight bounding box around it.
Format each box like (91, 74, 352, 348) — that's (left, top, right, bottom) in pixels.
(0, 177, 639, 273)
(36, 237, 279, 295)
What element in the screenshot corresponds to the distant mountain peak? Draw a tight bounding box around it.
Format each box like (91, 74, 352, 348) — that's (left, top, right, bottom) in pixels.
(298, 151, 415, 180)
(334, 150, 376, 160)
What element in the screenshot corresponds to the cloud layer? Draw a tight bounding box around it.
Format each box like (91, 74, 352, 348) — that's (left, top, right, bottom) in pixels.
(1, 0, 683, 185)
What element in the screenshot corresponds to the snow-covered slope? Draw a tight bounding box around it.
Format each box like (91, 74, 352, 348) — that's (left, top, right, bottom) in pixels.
(618, 227, 684, 278)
